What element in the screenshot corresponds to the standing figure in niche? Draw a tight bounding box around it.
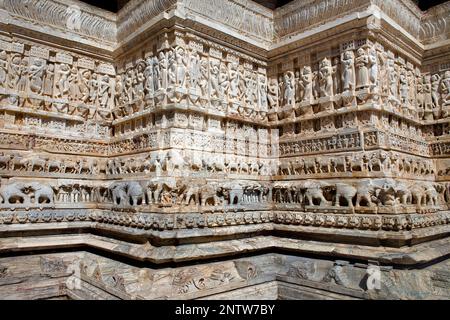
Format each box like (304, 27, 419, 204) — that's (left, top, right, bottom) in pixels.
(416, 75, 424, 118)
(88, 73, 99, 104)
(0, 51, 7, 87)
(167, 50, 176, 87)
(258, 75, 268, 111)
(267, 78, 279, 109)
(386, 58, 398, 98)
(144, 57, 155, 97)
(189, 51, 200, 90)
(153, 56, 161, 91)
(229, 63, 240, 101)
(135, 60, 146, 100)
(407, 69, 417, 106)
(199, 57, 209, 97)
(319, 57, 333, 97)
(283, 71, 295, 106)
(55, 63, 71, 98)
(355, 47, 369, 90)
(368, 48, 378, 90)
(114, 75, 124, 107)
(278, 74, 284, 106)
(209, 59, 221, 99)
(300, 66, 314, 101)
(399, 69, 409, 105)
(441, 71, 450, 117)
(341, 50, 355, 92)
(423, 74, 433, 119)
(124, 69, 135, 103)
(68, 66, 81, 101)
(175, 47, 188, 88)
(431, 73, 441, 109)
(158, 51, 168, 90)
(79, 69, 91, 103)
(99, 75, 111, 108)
(17, 57, 29, 92)
(332, 57, 341, 95)
(43, 63, 55, 96)
(28, 58, 45, 95)
(219, 63, 230, 99)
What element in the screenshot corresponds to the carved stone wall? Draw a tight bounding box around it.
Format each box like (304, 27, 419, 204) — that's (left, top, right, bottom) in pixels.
(0, 0, 450, 300)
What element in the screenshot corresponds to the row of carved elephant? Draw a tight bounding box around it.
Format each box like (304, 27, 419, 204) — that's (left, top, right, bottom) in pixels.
(107, 150, 272, 176)
(108, 179, 271, 207)
(279, 151, 435, 177)
(0, 178, 447, 211)
(273, 179, 444, 208)
(0, 152, 103, 175)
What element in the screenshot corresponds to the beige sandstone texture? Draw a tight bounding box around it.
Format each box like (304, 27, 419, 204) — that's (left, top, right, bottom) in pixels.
(0, 0, 449, 300)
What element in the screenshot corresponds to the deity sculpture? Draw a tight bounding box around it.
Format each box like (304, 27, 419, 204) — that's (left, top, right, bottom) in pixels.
(284, 71, 295, 106)
(175, 47, 188, 88)
(0, 51, 6, 87)
(355, 47, 369, 90)
(158, 51, 168, 90)
(189, 51, 200, 90)
(17, 57, 29, 92)
(332, 57, 341, 95)
(258, 75, 268, 111)
(28, 58, 45, 95)
(441, 71, 450, 117)
(229, 63, 240, 101)
(68, 66, 81, 101)
(55, 63, 71, 98)
(144, 57, 154, 97)
(300, 66, 314, 101)
(368, 48, 378, 90)
(88, 73, 98, 104)
(43, 63, 54, 96)
(99, 75, 111, 108)
(199, 57, 209, 97)
(219, 62, 230, 99)
(114, 75, 124, 107)
(341, 50, 355, 92)
(319, 57, 333, 97)
(135, 60, 146, 100)
(267, 77, 279, 109)
(210, 59, 221, 99)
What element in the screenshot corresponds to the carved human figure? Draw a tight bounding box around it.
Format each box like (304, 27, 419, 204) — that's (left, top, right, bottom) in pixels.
(88, 73, 98, 104)
(209, 59, 221, 99)
(219, 62, 230, 99)
(228, 62, 240, 101)
(144, 57, 154, 97)
(167, 50, 176, 87)
(199, 57, 209, 97)
(78, 69, 91, 103)
(332, 57, 341, 95)
(423, 75, 433, 119)
(55, 63, 71, 98)
(341, 50, 355, 92)
(355, 47, 369, 89)
(431, 73, 441, 111)
(43, 63, 54, 96)
(124, 68, 135, 103)
(387, 58, 398, 98)
(175, 47, 188, 88)
(135, 60, 146, 100)
(189, 51, 200, 90)
(368, 48, 378, 90)
(17, 57, 29, 92)
(158, 51, 168, 90)
(300, 66, 314, 101)
(99, 75, 111, 108)
(399, 69, 409, 105)
(0, 51, 7, 87)
(441, 71, 450, 117)
(284, 71, 295, 105)
(319, 57, 333, 97)
(68, 66, 81, 101)
(114, 75, 123, 107)
(267, 77, 279, 109)
(28, 58, 45, 95)
(258, 75, 268, 111)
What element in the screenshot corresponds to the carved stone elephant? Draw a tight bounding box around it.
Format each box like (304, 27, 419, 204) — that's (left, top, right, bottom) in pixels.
(409, 184, 426, 207)
(424, 183, 439, 206)
(199, 183, 221, 206)
(221, 182, 244, 205)
(0, 182, 29, 204)
(334, 183, 356, 207)
(394, 182, 412, 205)
(110, 182, 128, 206)
(305, 185, 328, 206)
(28, 182, 54, 205)
(164, 150, 185, 173)
(355, 179, 378, 207)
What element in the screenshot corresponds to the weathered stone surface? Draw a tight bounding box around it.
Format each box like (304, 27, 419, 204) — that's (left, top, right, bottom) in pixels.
(0, 0, 449, 300)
